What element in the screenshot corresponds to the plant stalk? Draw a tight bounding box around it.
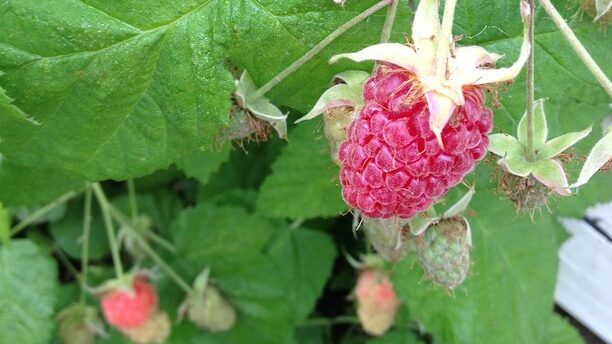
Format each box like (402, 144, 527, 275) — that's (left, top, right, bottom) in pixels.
(92, 183, 125, 282)
(526, 0, 536, 159)
(10, 191, 78, 236)
(248, 0, 391, 102)
(433, 0, 458, 78)
(132, 234, 193, 294)
(380, 0, 399, 43)
(126, 179, 138, 220)
(108, 204, 176, 253)
(538, 0, 612, 97)
(80, 185, 93, 303)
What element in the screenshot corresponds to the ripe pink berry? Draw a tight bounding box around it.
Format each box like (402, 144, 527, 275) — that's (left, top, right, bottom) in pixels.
(339, 65, 492, 218)
(101, 277, 158, 330)
(355, 269, 401, 336)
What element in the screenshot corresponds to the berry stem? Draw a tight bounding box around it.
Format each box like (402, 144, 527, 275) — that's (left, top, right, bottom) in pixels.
(132, 233, 194, 295)
(107, 204, 176, 253)
(248, 0, 391, 102)
(126, 179, 138, 220)
(380, 0, 399, 44)
(10, 190, 78, 236)
(92, 183, 125, 282)
(433, 0, 458, 79)
(525, 0, 536, 159)
(80, 185, 93, 303)
(538, 0, 612, 97)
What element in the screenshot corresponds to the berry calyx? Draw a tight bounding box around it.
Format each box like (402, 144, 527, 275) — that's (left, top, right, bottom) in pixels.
(100, 276, 158, 330)
(355, 268, 401, 337)
(339, 65, 491, 218)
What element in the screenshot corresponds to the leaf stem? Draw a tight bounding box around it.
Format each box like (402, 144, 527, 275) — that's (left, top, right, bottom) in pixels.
(92, 183, 125, 282)
(10, 191, 78, 236)
(380, 0, 399, 44)
(538, 0, 612, 97)
(433, 0, 458, 78)
(526, 0, 536, 159)
(132, 234, 194, 294)
(80, 185, 93, 303)
(248, 0, 392, 102)
(126, 179, 138, 220)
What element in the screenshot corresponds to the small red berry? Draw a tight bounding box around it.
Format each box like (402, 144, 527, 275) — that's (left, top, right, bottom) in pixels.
(340, 65, 492, 218)
(355, 269, 401, 337)
(101, 277, 158, 330)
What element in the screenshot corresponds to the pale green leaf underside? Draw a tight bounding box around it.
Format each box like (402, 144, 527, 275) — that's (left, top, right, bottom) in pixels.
(0, 240, 58, 344)
(572, 128, 612, 187)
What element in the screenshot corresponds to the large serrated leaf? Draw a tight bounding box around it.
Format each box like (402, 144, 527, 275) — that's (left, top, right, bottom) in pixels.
(170, 204, 295, 343)
(0, 0, 234, 180)
(267, 228, 336, 323)
(257, 121, 347, 219)
(0, 240, 58, 344)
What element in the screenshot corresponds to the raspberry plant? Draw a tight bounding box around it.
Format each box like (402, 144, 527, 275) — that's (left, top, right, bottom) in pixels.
(0, 0, 610, 343)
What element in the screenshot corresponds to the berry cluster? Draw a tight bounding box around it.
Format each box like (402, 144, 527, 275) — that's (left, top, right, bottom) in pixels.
(339, 65, 492, 218)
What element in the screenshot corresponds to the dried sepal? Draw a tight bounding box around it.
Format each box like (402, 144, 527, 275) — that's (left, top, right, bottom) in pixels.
(234, 71, 287, 138)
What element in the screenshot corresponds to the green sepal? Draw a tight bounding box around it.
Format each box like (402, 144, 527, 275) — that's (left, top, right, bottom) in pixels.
(295, 70, 369, 123)
(531, 159, 570, 195)
(538, 126, 592, 160)
(234, 71, 288, 138)
(517, 98, 547, 149)
(572, 127, 612, 187)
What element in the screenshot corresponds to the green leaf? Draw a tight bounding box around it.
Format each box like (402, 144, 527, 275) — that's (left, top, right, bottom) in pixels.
(392, 191, 562, 344)
(228, 0, 411, 113)
(175, 145, 232, 186)
(545, 314, 584, 344)
(0, 0, 234, 180)
(0, 239, 58, 344)
(257, 121, 347, 219)
(172, 204, 276, 268)
(171, 204, 295, 343)
(517, 98, 548, 148)
(0, 203, 8, 245)
(267, 228, 336, 323)
(0, 159, 83, 207)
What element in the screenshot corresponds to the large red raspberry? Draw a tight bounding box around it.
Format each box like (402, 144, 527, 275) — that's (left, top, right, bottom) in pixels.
(101, 277, 158, 330)
(339, 65, 492, 218)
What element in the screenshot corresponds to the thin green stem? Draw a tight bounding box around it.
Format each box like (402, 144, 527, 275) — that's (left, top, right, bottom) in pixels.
(80, 185, 93, 303)
(92, 183, 125, 282)
(538, 0, 612, 97)
(10, 191, 78, 236)
(525, 0, 536, 159)
(126, 179, 138, 220)
(297, 316, 359, 327)
(248, 0, 391, 102)
(380, 0, 399, 44)
(132, 234, 193, 294)
(433, 0, 458, 78)
(107, 204, 176, 253)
